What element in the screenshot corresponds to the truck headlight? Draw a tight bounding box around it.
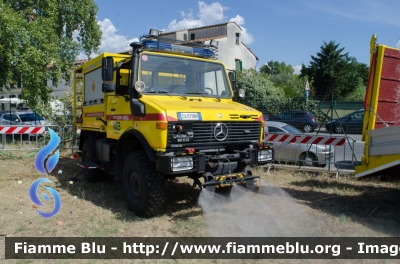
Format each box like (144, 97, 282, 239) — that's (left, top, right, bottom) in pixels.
(258, 149, 272, 162)
(172, 157, 193, 171)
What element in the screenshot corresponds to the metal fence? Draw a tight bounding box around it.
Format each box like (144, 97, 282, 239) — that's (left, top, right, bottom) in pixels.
(0, 124, 79, 155)
(258, 99, 365, 173)
(264, 133, 361, 173)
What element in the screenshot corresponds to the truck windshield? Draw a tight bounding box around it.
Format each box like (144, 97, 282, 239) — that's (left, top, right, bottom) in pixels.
(139, 54, 232, 98)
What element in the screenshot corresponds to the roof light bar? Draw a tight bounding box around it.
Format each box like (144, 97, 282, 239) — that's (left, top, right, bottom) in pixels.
(139, 32, 218, 59)
(142, 40, 215, 59)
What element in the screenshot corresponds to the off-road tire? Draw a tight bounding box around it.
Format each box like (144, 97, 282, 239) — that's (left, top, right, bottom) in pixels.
(123, 150, 167, 217)
(81, 140, 104, 182)
(299, 152, 318, 167)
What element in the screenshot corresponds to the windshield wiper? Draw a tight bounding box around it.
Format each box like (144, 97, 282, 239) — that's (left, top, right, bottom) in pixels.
(146, 90, 169, 93)
(145, 90, 187, 99)
(185, 92, 204, 95)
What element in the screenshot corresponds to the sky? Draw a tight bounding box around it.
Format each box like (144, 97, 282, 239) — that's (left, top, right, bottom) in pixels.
(92, 0, 400, 74)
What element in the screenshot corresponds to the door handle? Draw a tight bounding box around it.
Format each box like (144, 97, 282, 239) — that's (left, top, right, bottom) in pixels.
(111, 108, 116, 112)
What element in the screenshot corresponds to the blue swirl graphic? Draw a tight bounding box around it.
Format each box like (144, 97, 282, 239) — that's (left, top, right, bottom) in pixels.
(34, 129, 60, 175)
(29, 178, 61, 219)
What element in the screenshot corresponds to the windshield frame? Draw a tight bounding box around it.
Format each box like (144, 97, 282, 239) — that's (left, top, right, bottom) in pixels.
(138, 52, 232, 98)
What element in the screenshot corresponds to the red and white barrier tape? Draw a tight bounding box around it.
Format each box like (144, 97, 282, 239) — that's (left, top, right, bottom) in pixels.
(264, 133, 346, 146)
(0, 126, 45, 134)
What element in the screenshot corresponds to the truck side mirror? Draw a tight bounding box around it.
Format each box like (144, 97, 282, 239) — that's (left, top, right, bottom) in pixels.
(102, 57, 114, 81)
(228, 71, 236, 91)
(102, 82, 116, 93)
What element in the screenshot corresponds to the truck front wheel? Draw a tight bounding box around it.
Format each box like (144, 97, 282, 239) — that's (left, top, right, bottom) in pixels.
(123, 150, 167, 217)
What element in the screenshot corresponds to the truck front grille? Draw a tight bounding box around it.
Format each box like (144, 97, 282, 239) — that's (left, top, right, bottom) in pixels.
(167, 122, 261, 147)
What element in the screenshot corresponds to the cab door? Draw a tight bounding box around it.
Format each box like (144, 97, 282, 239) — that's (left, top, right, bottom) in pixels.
(106, 67, 132, 139)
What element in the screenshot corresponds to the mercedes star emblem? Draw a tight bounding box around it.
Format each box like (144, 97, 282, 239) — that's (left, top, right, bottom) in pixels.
(214, 123, 228, 141)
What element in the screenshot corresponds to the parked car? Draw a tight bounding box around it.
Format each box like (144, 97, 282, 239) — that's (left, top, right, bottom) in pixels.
(325, 109, 365, 134)
(265, 121, 333, 167)
(0, 112, 49, 126)
(268, 110, 318, 132)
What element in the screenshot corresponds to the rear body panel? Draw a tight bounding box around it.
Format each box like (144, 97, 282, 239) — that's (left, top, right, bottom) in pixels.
(355, 35, 400, 177)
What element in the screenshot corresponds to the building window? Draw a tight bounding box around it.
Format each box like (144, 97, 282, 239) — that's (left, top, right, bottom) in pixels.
(235, 59, 242, 72)
(17, 77, 22, 88)
(183, 33, 187, 41)
(190, 33, 195, 40)
(235, 33, 240, 45)
(0, 96, 4, 111)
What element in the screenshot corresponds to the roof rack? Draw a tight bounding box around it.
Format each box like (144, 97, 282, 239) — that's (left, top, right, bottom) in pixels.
(139, 33, 218, 59)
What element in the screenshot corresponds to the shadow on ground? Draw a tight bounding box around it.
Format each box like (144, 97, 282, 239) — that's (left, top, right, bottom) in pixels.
(280, 178, 400, 236)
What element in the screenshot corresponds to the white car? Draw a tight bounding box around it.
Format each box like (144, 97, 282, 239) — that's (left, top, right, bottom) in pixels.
(265, 121, 334, 167)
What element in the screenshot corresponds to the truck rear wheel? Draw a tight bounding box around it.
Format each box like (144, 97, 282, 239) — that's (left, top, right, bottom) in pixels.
(123, 150, 166, 217)
(81, 140, 104, 182)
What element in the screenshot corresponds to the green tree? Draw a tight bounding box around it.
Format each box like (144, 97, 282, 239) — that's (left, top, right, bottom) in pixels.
(260, 60, 307, 98)
(300, 41, 368, 100)
(259, 60, 294, 75)
(0, 0, 101, 111)
(237, 69, 322, 120)
(344, 83, 366, 101)
(236, 68, 283, 110)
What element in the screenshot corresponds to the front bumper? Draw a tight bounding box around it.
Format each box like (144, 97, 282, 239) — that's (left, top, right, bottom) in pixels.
(156, 145, 273, 175)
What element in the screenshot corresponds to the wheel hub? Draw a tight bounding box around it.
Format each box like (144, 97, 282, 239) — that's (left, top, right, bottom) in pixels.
(129, 171, 141, 202)
(304, 157, 313, 166)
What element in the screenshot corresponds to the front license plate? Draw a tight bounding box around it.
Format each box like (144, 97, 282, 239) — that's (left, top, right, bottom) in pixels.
(172, 133, 193, 143)
(177, 112, 202, 121)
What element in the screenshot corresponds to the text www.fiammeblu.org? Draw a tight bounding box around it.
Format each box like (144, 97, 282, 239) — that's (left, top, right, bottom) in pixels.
(123, 242, 344, 256)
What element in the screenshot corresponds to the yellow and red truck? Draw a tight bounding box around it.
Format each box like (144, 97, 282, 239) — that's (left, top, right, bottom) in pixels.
(73, 30, 272, 216)
(355, 34, 400, 178)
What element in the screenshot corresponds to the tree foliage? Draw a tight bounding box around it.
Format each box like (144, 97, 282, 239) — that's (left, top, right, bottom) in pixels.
(259, 60, 308, 98)
(300, 41, 368, 100)
(259, 60, 294, 75)
(236, 69, 283, 110)
(236, 68, 325, 122)
(0, 0, 101, 111)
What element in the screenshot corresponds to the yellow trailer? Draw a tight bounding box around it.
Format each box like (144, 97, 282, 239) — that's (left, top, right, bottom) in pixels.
(355, 35, 400, 178)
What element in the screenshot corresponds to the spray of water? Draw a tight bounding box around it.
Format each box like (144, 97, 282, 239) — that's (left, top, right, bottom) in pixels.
(198, 179, 326, 237)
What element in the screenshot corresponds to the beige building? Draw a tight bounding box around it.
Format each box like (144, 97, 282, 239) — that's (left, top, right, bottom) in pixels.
(0, 82, 27, 112)
(159, 22, 258, 71)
